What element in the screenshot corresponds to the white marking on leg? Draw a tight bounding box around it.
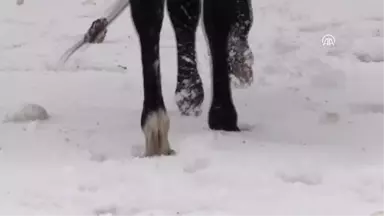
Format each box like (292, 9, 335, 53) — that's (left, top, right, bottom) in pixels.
(142, 109, 174, 156)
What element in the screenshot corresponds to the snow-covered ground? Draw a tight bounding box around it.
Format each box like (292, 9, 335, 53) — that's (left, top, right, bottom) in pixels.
(0, 0, 383, 215)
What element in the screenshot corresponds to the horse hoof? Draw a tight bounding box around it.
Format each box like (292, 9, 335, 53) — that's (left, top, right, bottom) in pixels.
(228, 37, 254, 88)
(208, 104, 240, 132)
(175, 77, 204, 116)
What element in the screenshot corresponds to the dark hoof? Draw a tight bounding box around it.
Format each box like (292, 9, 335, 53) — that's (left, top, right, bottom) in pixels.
(228, 37, 254, 88)
(208, 104, 240, 131)
(175, 77, 204, 116)
(84, 18, 108, 44)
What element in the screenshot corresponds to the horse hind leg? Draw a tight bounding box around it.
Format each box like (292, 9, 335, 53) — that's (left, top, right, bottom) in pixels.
(130, 0, 174, 157)
(167, 0, 204, 116)
(228, 0, 254, 88)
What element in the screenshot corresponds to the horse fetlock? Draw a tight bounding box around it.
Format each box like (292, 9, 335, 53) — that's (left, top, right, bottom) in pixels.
(142, 110, 175, 157)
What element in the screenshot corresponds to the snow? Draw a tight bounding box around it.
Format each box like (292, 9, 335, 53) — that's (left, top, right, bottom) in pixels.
(0, 0, 383, 215)
(3, 103, 49, 123)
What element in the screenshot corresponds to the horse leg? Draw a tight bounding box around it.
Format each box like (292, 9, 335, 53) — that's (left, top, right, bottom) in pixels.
(130, 0, 174, 156)
(203, 0, 240, 131)
(167, 0, 204, 116)
(228, 0, 254, 88)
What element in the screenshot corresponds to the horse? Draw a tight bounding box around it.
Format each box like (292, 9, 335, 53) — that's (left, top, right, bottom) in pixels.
(127, 0, 254, 156)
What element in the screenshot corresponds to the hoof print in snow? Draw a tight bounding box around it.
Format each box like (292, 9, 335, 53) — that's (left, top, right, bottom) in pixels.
(310, 70, 345, 89)
(371, 211, 384, 216)
(127, 210, 177, 215)
(355, 52, 384, 63)
(352, 38, 383, 63)
(3, 103, 49, 123)
(318, 112, 340, 124)
(349, 103, 384, 114)
(183, 158, 210, 173)
(356, 53, 383, 62)
(82, 0, 96, 5)
(90, 153, 107, 162)
(276, 171, 322, 186)
(94, 206, 117, 216)
(78, 185, 98, 193)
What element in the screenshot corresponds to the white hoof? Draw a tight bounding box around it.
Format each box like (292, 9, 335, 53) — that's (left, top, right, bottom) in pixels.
(142, 109, 175, 157)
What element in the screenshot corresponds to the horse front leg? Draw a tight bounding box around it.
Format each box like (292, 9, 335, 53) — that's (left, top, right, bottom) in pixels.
(130, 0, 174, 156)
(203, 0, 240, 131)
(167, 0, 204, 116)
